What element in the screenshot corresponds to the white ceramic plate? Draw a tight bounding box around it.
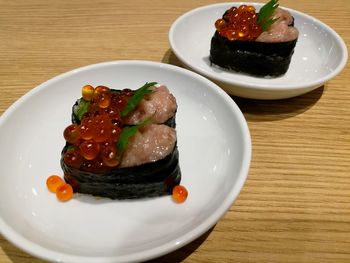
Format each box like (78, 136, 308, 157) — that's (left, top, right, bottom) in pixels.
(0, 61, 251, 263)
(169, 3, 348, 99)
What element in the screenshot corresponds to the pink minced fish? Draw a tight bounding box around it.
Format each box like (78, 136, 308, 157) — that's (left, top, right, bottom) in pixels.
(256, 8, 299, 43)
(120, 124, 176, 168)
(124, 85, 177, 125)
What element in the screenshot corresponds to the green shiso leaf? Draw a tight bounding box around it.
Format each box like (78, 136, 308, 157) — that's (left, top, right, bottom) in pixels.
(258, 0, 279, 31)
(74, 98, 90, 121)
(66, 145, 76, 152)
(121, 82, 157, 117)
(261, 17, 278, 31)
(116, 116, 152, 153)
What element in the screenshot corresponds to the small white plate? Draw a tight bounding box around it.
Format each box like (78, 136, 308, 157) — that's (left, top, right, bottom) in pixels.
(169, 3, 348, 99)
(0, 61, 251, 263)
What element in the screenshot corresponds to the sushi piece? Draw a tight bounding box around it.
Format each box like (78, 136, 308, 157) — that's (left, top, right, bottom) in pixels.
(61, 83, 181, 199)
(209, 0, 299, 77)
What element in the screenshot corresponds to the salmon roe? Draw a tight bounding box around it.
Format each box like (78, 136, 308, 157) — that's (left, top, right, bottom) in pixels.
(46, 175, 74, 202)
(172, 185, 188, 203)
(63, 85, 133, 173)
(46, 175, 65, 193)
(215, 5, 263, 41)
(56, 183, 74, 202)
(82, 85, 94, 101)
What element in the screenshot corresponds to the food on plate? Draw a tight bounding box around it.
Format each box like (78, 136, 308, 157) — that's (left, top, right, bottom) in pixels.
(172, 185, 188, 203)
(46, 175, 73, 201)
(209, 0, 299, 77)
(56, 183, 74, 202)
(46, 175, 65, 193)
(60, 82, 182, 199)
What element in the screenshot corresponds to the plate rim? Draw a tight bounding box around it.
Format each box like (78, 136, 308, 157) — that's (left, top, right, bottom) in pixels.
(0, 60, 252, 263)
(169, 2, 348, 92)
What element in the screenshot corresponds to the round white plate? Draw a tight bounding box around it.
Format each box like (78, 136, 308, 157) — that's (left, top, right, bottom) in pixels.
(0, 61, 251, 263)
(169, 3, 348, 99)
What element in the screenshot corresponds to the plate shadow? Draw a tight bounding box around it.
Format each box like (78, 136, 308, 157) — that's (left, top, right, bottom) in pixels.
(232, 85, 324, 122)
(162, 48, 183, 67)
(163, 48, 325, 122)
(1, 227, 214, 263)
(144, 226, 214, 263)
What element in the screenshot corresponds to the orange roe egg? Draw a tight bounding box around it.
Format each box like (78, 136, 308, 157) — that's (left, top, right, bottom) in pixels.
(82, 85, 94, 101)
(79, 140, 100, 160)
(80, 160, 97, 172)
(46, 175, 65, 193)
(56, 183, 73, 202)
(238, 4, 248, 11)
(92, 114, 112, 142)
(247, 6, 256, 12)
(215, 18, 226, 30)
(79, 118, 95, 140)
(98, 93, 111, 109)
(172, 185, 188, 203)
(238, 25, 249, 38)
(95, 85, 110, 95)
(101, 145, 120, 167)
(94, 126, 110, 143)
(63, 149, 83, 168)
(63, 124, 81, 144)
(226, 29, 238, 41)
(110, 126, 122, 142)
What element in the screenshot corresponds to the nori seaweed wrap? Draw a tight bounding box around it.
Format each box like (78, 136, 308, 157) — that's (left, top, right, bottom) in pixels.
(210, 2, 299, 77)
(210, 31, 297, 76)
(61, 144, 181, 199)
(60, 84, 181, 199)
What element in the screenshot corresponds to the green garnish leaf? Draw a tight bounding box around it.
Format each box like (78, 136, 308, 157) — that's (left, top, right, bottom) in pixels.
(121, 82, 157, 117)
(258, 0, 279, 31)
(74, 99, 90, 121)
(261, 17, 278, 31)
(66, 145, 76, 152)
(116, 116, 153, 153)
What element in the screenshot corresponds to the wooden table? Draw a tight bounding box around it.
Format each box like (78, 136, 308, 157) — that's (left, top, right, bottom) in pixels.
(0, 0, 349, 262)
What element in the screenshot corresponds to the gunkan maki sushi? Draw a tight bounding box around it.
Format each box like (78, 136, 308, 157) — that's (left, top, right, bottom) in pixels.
(209, 0, 299, 77)
(60, 82, 181, 199)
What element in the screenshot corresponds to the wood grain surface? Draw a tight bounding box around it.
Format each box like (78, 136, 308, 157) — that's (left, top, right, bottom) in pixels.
(0, 0, 349, 262)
